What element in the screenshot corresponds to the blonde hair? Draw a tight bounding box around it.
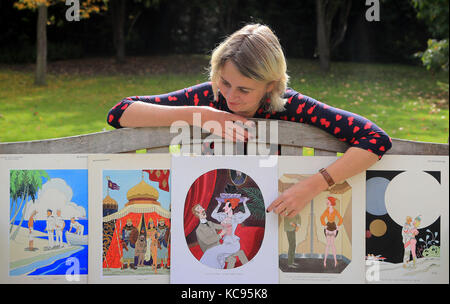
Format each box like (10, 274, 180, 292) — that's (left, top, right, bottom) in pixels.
(209, 24, 289, 113)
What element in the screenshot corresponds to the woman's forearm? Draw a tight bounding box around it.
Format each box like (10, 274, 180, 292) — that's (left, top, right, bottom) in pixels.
(321, 147, 379, 187)
(119, 101, 207, 128)
(267, 147, 379, 216)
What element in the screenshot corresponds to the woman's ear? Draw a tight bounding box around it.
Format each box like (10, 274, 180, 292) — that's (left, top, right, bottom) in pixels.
(266, 81, 276, 94)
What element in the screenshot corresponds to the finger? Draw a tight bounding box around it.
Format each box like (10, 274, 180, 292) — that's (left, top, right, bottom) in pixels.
(227, 115, 253, 140)
(235, 119, 257, 140)
(267, 196, 283, 213)
(274, 203, 288, 215)
(224, 126, 245, 142)
(286, 209, 299, 218)
(228, 121, 249, 142)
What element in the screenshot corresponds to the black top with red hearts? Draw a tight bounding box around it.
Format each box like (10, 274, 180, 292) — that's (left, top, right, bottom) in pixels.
(107, 82, 392, 158)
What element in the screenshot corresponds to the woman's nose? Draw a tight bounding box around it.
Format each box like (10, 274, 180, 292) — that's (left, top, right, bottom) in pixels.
(226, 87, 239, 101)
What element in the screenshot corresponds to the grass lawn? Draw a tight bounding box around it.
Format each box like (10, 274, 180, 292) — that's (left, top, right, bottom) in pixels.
(0, 55, 448, 144)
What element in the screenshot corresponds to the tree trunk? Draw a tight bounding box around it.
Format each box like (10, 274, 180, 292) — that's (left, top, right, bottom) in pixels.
(11, 197, 29, 241)
(316, 0, 331, 71)
(112, 0, 126, 64)
(35, 4, 47, 86)
(315, 0, 352, 72)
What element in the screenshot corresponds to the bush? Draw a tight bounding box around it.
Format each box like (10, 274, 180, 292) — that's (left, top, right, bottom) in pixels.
(417, 38, 449, 72)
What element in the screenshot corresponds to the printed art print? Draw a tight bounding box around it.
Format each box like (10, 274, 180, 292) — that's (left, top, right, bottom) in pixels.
(365, 155, 449, 284)
(277, 156, 366, 284)
(88, 154, 171, 284)
(101, 169, 171, 276)
(0, 155, 89, 284)
(170, 155, 278, 284)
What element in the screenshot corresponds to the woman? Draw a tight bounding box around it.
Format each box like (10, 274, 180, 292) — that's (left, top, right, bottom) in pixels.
(199, 194, 250, 269)
(320, 196, 343, 268)
(107, 24, 392, 217)
(146, 218, 159, 273)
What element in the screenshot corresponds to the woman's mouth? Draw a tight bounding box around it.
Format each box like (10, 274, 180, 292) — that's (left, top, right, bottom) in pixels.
(228, 101, 240, 107)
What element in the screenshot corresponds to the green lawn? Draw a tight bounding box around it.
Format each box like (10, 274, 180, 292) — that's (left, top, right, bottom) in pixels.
(0, 56, 448, 144)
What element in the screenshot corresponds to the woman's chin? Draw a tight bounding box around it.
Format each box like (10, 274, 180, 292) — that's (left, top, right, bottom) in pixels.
(227, 104, 251, 117)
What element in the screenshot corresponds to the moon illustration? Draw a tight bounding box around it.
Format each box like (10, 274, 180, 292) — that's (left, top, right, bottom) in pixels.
(366, 177, 390, 216)
(385, 170, 442, 228)
(369, 219, 387, 237)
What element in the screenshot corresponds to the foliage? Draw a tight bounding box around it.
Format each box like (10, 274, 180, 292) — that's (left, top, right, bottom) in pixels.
(411, 0, 449, 38)
(415, 39, 449, 72)
(237, 187, 266, 221)
(9, 170, 50, 240)
(418, 229, 440, 258)
(224, 183, 266, 221)
(411, 0, 449, 75)
(422, 245, 440, 257)
(13, 0, 108, 19)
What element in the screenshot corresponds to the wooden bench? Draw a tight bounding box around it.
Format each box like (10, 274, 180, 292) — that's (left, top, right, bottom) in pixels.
(0, 119, 448, 156)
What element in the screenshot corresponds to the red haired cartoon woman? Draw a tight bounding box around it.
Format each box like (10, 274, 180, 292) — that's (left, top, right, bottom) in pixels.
(320, 196, 343, 268)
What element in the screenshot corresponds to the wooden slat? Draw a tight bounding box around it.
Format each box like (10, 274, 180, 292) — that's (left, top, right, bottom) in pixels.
(146, 147, 169, 154)
(280, 145, 303, 156)
(313, 149, 337, 156)
(0, 119, 448, 155)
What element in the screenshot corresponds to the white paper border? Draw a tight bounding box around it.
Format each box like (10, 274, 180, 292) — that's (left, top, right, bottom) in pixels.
(170, 155, 279, 284)
(0, 154, 89, 284)
(277, 156, 366, 284)
(88, 153, 171, 284)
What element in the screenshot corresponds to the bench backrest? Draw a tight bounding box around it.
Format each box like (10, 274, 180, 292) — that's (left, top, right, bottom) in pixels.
(0, 120, 448, 156)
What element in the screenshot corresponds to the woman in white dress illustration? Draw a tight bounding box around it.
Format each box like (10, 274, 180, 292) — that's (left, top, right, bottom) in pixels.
(199, 193, 251, 269)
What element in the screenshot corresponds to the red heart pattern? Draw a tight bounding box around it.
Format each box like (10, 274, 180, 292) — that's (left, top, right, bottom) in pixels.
(106, 83, 391, 159)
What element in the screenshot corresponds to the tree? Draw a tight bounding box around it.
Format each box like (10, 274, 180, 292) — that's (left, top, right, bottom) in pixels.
(412, 0, 449, 71)
(14, 0, 107, 86)
(315, 0, 352, 71)
(412, 0, 449, 92)
(9, 170, 50, 241)
(110, 0, 126, 64)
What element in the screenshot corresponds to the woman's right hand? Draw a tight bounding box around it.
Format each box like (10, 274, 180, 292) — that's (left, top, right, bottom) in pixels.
(199, 106, 256, 142)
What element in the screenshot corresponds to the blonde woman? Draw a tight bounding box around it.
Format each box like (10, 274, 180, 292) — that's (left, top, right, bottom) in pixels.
(107, 24, 392, 217)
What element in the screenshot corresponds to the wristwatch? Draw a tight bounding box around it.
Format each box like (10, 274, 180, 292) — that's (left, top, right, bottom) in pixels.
(319, 168, 336, 189)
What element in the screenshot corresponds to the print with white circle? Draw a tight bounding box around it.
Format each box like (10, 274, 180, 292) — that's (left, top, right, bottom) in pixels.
(385, 170, 442, 228)
(366, 177, 390, 216)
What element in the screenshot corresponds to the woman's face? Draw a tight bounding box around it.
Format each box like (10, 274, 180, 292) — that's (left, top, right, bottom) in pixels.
(224, 202, 232, 215)
(218, 60, 274, 117)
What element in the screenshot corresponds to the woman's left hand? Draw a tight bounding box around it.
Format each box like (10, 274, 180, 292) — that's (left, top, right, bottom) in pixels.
(267, 173, 328, 218)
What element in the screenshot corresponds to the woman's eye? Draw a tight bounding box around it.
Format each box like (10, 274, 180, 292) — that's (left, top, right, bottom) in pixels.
(239, 88, 249, 94)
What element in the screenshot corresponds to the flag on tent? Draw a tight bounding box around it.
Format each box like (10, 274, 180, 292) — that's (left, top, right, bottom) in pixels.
(143, 170, 170, 192)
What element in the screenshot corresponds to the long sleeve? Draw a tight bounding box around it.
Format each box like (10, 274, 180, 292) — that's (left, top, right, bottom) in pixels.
(320, 209, 328, 226)
(107, 82, 218, 129)
(335, 209, 343, 226)
(211, 202, 226, 223)
(234, 201, 251, 224)
(254, 89, 393, 159)
(107, 83, 393, 158)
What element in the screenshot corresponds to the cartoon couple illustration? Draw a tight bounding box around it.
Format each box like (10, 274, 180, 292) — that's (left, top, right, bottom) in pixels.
(192, 193, 250, 269)
(402, 215, 421, 268)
